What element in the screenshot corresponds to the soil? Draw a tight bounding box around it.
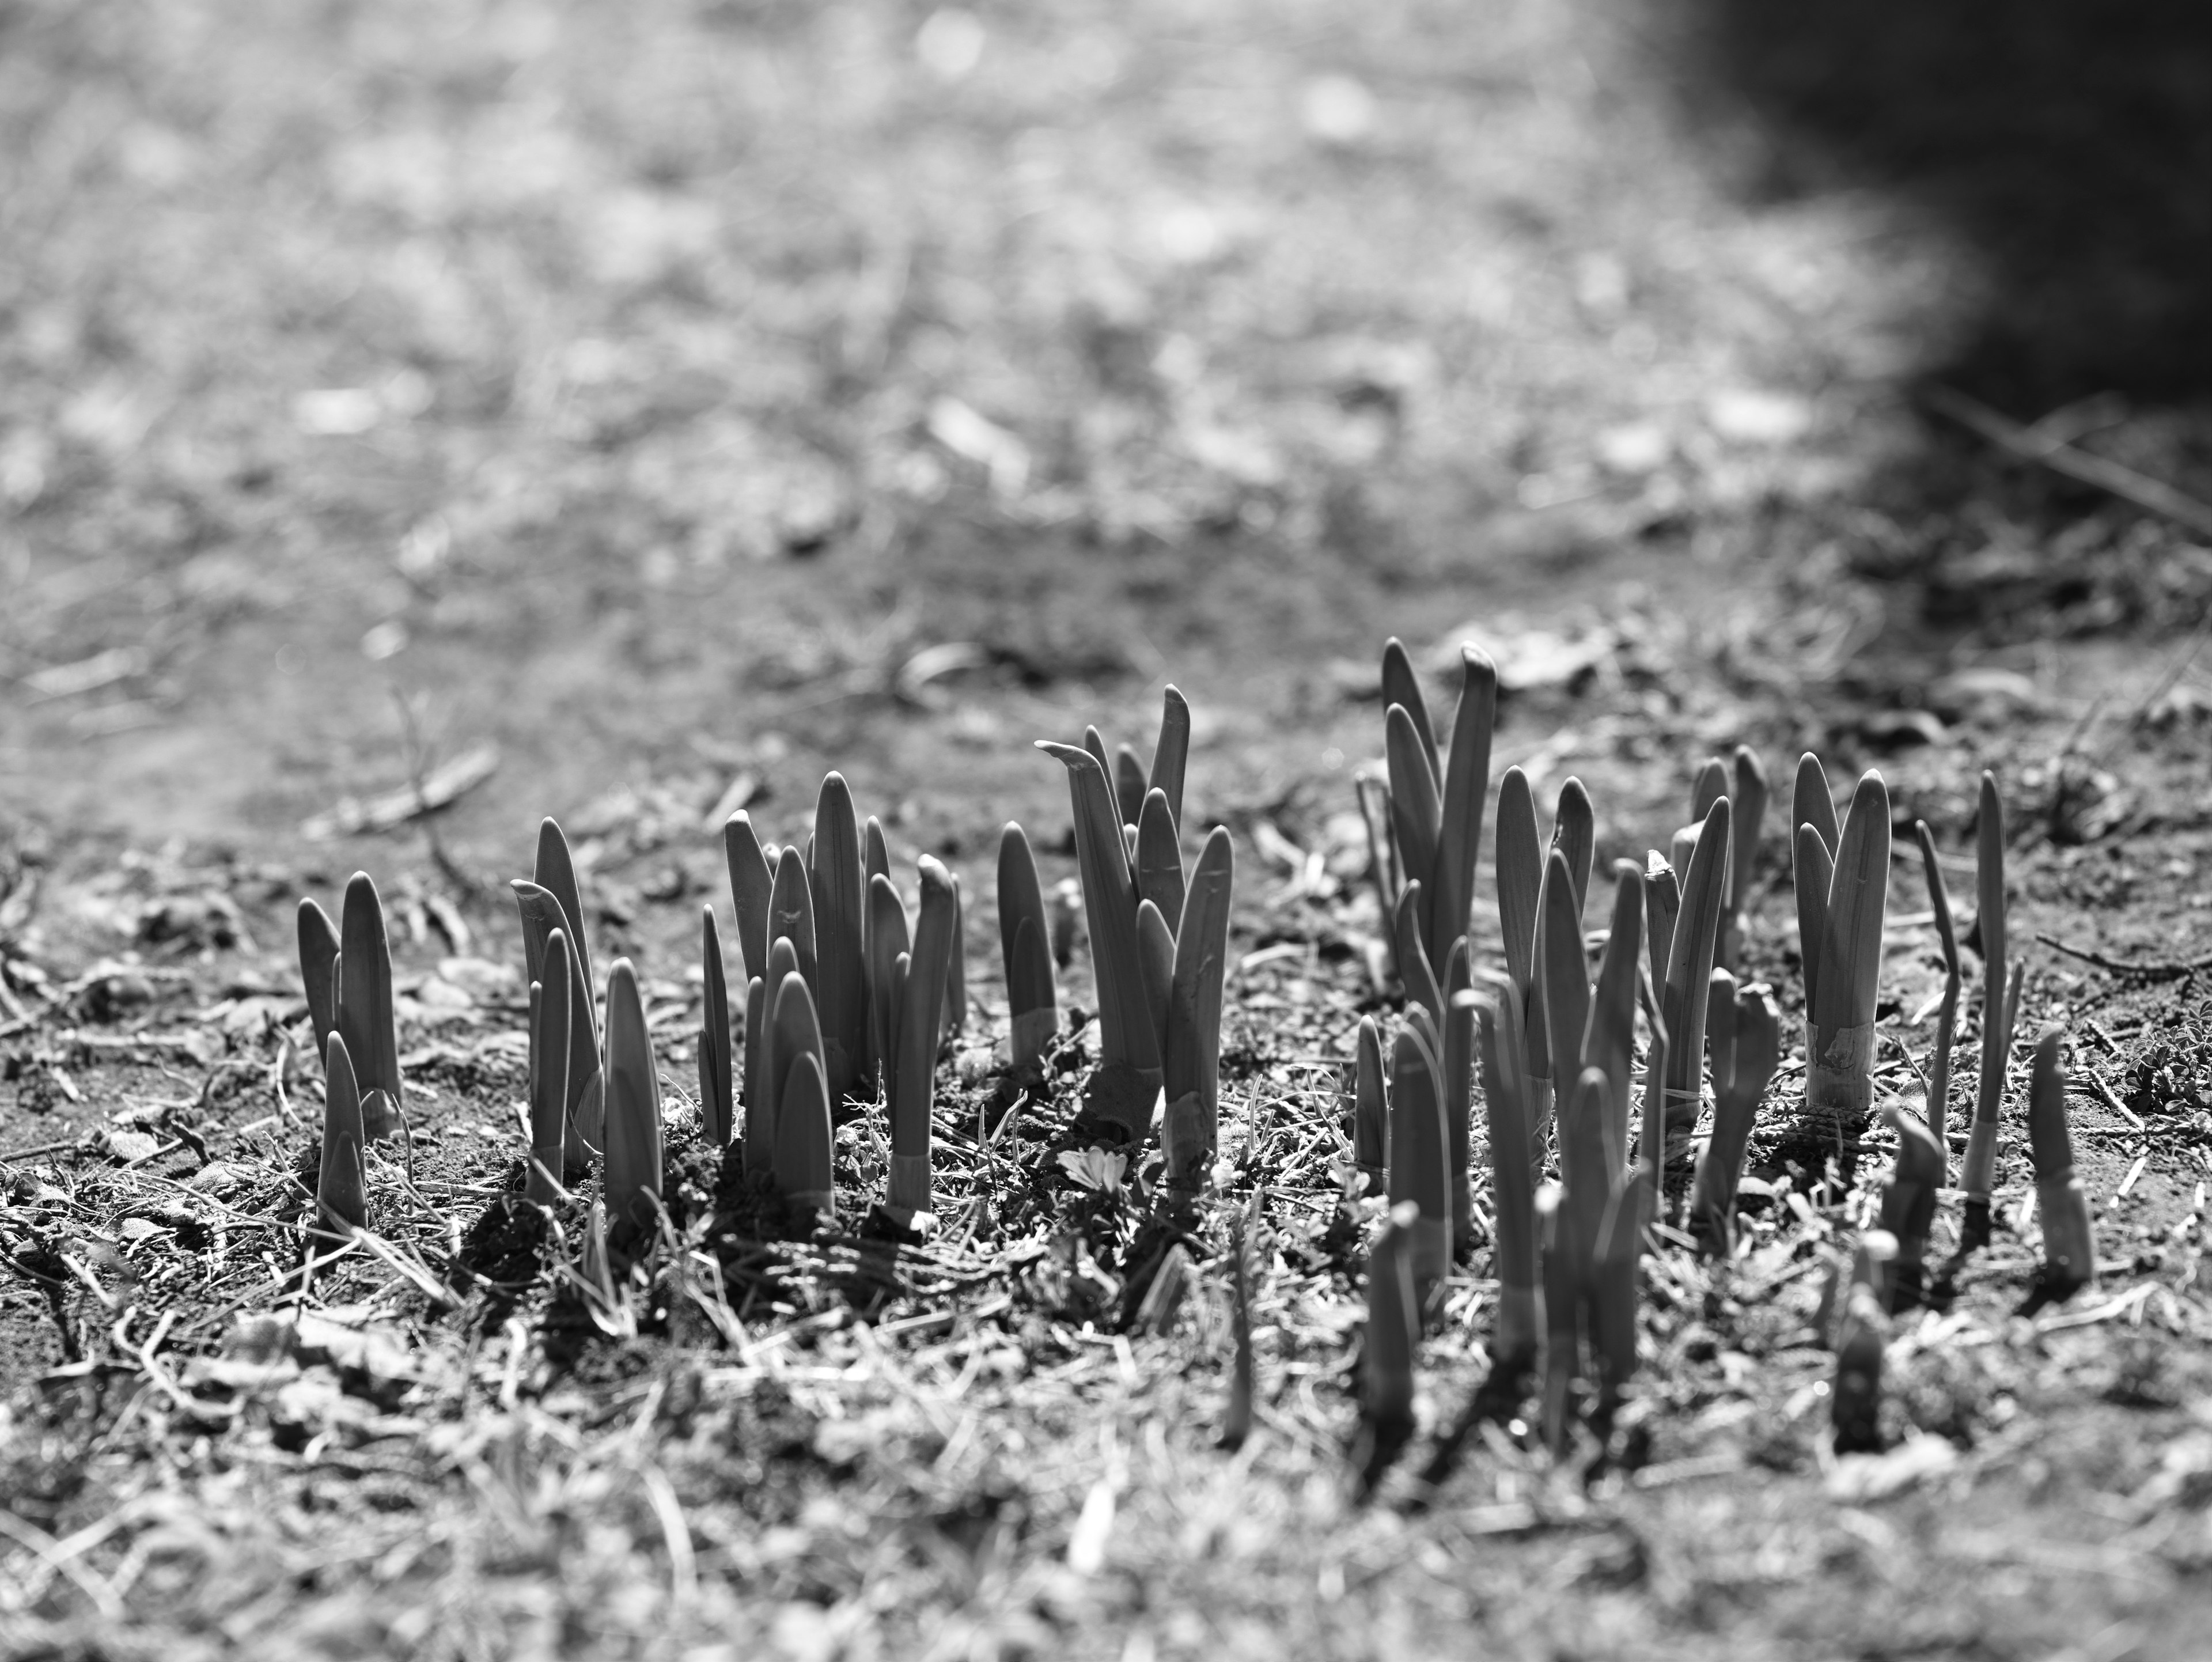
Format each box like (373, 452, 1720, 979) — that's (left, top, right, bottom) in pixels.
(5, 2, 2212, 1658)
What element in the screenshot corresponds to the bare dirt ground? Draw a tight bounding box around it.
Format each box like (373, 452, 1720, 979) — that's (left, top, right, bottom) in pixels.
(5, 2, 2212, 1657)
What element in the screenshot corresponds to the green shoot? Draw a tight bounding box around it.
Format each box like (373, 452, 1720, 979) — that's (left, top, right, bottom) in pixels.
(535, 819, 597, 1020)
(1877, 1101, 1945, 1303)
(1393, 880, 1443, 1031)
(316, 1031, 368, 1237)
(1476, 983, 1539, 1374)
(1913, 819, 1961, 1178)
(297, 899, 339, 1059)
(767, 845, 819, 993)
(1583, 862, 1645, 1152)
(1688, 970, 1781, 1252)
(1831, 1231, 1894, 1453)
(771, 968, 828, 1171)
(1113, 743, 1148, 830)
(997, 824, 1057, 1068)
(1660, 795, 1730, 1136)
(888, 855, 958, 1216)
(1386, 1018, 1450, 1305)
(1643, 852, 1679, 1005)
(1381, 637, 1437, 779)
(1361, 1198, 1422, 1440)
(1536, 1182, 1575, 1455)
(742, 975, 768, 1175)
(1150, 686, 1191, 830)
(1135, 788, 1185, 926)
(1495, 766, 1541, 998)
(1039, 739, 1162, 1141)
(724, 811, 774, 986)
(775, 1050, 836, 1221)
(603, 959, 664, 1241)
(1537, 848, 1589, 1114)
(1637, 963, 1670, 1229)
(1551, 778, 1594, 915)
(527, 929, 573, 1202)
(1722, 746, 1769, 974)
(2029, 1025, 2097, 1300)
(869, 872, 911, 1097)
(1161, 826, 1234, 1191)
(699, 908, 732, 1149)
(1426, 647, 1498, 976)
(1353, 1013, 1389, 1187)
(1442, 989, 1476, 1254)
(1806, 770, 1891, 1126)
(337, 873, 403, 1142)
(1589, 1142, 1641, 1429)
(810, 773, 868, 1101)
(513, 879, 603, 1165)
(945, 871, 967, 1042)
(1135, 898, 1175, 1069)
(1962, 772, 2013, 1206)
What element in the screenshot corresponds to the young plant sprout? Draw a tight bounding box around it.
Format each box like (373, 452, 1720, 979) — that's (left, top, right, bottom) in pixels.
(699, 907, 733, 1149)
(1796, 761, 1892, 1128)
(1477, 983, 1539, 1377)
(1877, 1101, 1946, 1308)
(945, 872, 968, 1041)
(336, 872, 403, 1142)
(1037, 737, 1163, 1142)
(1496, 774, 1593, 1138)
(1660, 795, 1731, 1137)
(1688, 970, 1783, 1252)
(998, 823, 1058, 1069)
(2029, 1024, 2097, 1301)
(1914, 819, 1963, 1179)
(514, 867, 603, 1163)
(1537, 849, 1590, 1117)
(1832, 1231, 1896, 1454)
(767, 845, 819, 993)
(1359, 1198, 1423, 1462)
(1366, 640, 1498, 989)
(297, 898, 339, 1060)
(1582, 862, 1645, 1155)
(810, 774, 868, 1101)
(1385, 1017, 1451, 1305)
(868, 872, 911, 1099)
(1961, 772, 2019, 1237)
(602, 959, 664, 1241)
(316, 1031, 368, 1238)
(1160, 827, 1234, 1191)
(775, 1050, 836, 1221)
(724, 811, 774, 991)
(1536, 1182, 1575, 1455)
(1589, 1141, 1641, 1432)
(1720, 748, 1770, 974)
(527, 929, 574, 1203)
(1442, 989, 1477, 1253)
(887, 856, 959, 1217)
(1353, 1014, 1389, 1190)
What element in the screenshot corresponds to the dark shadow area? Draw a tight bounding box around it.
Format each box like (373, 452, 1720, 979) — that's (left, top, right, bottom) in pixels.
(1685, 0, 2212, 413)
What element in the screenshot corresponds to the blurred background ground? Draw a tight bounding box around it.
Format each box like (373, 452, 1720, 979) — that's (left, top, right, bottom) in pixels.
(6, 2, 2212, 1658)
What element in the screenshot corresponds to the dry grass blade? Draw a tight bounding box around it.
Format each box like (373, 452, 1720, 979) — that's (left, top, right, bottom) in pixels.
(810, 773, 868, 1101)
(604, 959, 665, 1239)
(1426, 645, 1497, 974)
(297, 897, 339, 1057)
(1037, 740, 1158, 1083)
(1495, 764, 1543, 996)
(722, 812, 775, 984)
(317, 1031, 368, 1235)
(1135, 788, 1185, 929)
(1162, 826, 1233, 1187)
(529, 929, 573, 1200)
(1538, 847, 1590, 1111)
(699, 908, 732, 1149)
(1149, 684, 1192, 831)
(1661, 796, 1730, 1133)
(338, 872, 402, 1142)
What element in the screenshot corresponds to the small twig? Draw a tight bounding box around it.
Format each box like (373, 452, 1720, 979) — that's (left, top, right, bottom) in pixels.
(1924, 385, 2212, 539)
(2036, 933, 2212, 982)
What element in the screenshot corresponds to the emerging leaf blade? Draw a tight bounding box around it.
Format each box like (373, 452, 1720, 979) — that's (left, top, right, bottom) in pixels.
(1494, 765, 1543, 996)
(603, 959, 664, 1239)
(338, 872, 403, 1142)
